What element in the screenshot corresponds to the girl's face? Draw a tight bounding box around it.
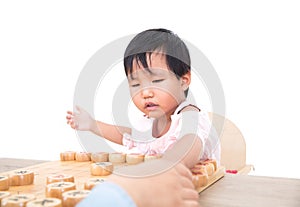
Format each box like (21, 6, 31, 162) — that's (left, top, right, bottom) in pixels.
(127, 53, 191, 119)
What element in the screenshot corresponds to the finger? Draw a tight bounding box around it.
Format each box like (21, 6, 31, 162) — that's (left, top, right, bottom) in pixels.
(181, 188, 199, 200)
(179, 176, 195, 189)
(69, 120, 77, 129)
(67, 120, 74, 126)
(67, 111, 73, 115)
(174, 163, 193, 181)
(181, 200, 200, 207)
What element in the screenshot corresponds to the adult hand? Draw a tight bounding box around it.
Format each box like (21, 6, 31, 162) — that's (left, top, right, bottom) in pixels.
(110, 161, 200, 207)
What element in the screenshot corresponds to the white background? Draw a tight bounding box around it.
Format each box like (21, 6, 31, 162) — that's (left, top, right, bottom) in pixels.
(1, 0, 299, 179)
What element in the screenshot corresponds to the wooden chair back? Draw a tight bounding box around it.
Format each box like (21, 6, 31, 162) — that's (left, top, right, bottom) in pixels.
(208, 112, 248, 172)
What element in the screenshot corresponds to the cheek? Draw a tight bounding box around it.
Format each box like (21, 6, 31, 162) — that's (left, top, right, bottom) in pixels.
(159, 83, 182, 101)
(162, 78, 182, 93)
(131, 94, 144, 110)
(129, 86, 142, 101)
(155, 90, 178, 105)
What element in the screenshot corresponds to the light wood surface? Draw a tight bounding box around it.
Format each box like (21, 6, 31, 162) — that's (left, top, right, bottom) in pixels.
(0, 161, 104, 198)
(0, 158, 48, 173)
(199, 174, 300, 207)
(0, 160, 224, 199)
(2, 160, 300, 206)
(197, 166, 225, 192)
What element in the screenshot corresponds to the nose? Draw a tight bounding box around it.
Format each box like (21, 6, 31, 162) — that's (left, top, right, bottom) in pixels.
(141, 87, 154, 99)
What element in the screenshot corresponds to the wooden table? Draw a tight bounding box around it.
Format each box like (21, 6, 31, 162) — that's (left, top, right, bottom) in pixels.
(199, 174, 300, 207)
(1, 159, 300, 206)
(0, 158, 48, 173)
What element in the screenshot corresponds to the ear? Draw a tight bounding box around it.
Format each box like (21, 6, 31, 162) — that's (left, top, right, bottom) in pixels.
(180, 71, 191, 91)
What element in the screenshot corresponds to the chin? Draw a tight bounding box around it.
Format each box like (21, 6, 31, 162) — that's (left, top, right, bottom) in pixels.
(148, 111, 167, 119)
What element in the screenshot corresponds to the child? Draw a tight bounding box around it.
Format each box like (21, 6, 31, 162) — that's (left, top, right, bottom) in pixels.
(66, 28, 220, 168)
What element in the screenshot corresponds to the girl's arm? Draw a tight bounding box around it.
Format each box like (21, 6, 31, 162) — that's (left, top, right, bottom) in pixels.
(66, 105, 131, 145)
(162, 134, 202, 169)
(163, 106, 203, 169)
(92, 121, 131, 145)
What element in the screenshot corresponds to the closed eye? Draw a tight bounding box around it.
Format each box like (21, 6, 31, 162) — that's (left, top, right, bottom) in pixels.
(131, 83, 140, 87)
(152, 79, 164, 83)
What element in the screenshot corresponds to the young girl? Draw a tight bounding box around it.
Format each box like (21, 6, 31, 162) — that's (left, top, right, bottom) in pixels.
(66, 28, 220, 168)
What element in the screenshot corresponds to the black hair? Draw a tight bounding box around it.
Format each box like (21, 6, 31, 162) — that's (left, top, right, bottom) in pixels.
(123, 28, 191, 96)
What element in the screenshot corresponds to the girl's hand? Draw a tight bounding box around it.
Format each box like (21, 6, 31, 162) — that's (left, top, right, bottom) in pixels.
(66, 105, 95, 131)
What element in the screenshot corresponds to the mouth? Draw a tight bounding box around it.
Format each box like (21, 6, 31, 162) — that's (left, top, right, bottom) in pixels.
(144, 102, 159, 111)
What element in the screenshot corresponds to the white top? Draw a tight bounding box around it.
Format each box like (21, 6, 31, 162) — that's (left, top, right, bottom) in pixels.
(123, 101, 220, 164)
